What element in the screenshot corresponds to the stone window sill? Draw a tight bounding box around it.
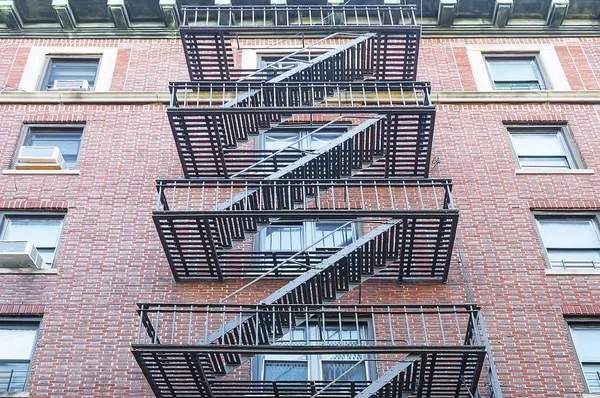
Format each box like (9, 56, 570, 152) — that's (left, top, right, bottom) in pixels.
(545, 269, 600, 275)
(0, 267, 58, 274)
(515, 168, 594, 175)
(0, 393, 30, 397)
(3, 169, 80, 175)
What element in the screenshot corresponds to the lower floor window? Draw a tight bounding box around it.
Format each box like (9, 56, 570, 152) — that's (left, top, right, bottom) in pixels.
(0, 321, 39, 392)
(570, 324, 600, 393)
(257, 324, 371, 382)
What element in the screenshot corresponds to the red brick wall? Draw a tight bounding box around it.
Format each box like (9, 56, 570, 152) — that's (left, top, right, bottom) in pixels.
(0, 37, 598, 397)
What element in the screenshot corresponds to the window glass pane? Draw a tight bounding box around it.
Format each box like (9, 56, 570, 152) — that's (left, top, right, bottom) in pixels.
(583, 363, 600, 393)
(25, 130, 82, 169)
(0, 328, 37, 360)
(263, 226, 303, 251)
(309, 133, 342, 150)
(538, 220, 600, 249)
(518, 157, 570, 169)
(548, 250, 600, 268)
(2, 218, 62, 249)
(264, 133, 301, 151)
(264, 361, 308, 381)
(314, 223, 353, 248)
(45, 59, 99, 90)
(0, 362, 30, 392)
(571, 328, 600, 362)
(321, 361, 367, 381)
(510, 134, 566, 157)
(488, 58, 538, 82)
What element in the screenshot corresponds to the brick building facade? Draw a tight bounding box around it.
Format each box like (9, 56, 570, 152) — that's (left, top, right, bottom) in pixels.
(0, 1, 599, 398)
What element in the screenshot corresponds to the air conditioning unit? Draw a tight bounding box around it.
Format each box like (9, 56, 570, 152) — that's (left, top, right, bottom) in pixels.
(0, 241, 44, 268)
(48, 79, 91, 91)
(16, 146, 68, 170)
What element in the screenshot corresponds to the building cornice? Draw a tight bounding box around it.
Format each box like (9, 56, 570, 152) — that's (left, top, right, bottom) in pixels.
(1, 90, 600, 105)
(0, 0, 598, 39)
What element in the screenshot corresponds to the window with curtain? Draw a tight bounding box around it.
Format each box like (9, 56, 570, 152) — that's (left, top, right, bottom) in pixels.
(0, 322, 39, 393)
(42, 58, 99, 91)
(22, 126, 83, 169)
(508, 127, 578, 169)
(486, 56, 546, 90)
(536, 216, 600, 269)
(570, 324, 600, 393)
(1, 216, 64, 268)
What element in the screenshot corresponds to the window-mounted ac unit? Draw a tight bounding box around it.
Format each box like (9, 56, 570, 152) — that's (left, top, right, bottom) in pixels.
(48, 79, 91, 91)
(0, 241, 44, 268)
(16, 146, 68, 170)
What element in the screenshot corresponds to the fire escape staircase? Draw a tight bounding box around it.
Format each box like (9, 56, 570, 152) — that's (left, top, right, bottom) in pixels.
(134, 4, 491, 398)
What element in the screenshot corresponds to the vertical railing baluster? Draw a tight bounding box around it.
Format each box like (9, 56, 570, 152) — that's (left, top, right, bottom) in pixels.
(453, 305, 463, 344)
(171, 304, 177, 344)
(438, 305, 446, 345)
(387, 305, 395, 345)
(421, 306, 429, 345)
(154, 305, 161, 344)
(188, 305, 193, 345)
(405, 306, 411, 345)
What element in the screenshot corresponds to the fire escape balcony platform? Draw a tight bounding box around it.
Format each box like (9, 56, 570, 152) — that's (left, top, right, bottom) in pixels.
(167, 81, 434, 179)
(179, 5, 420, 81)
(153, 178, 458, 282)
(132, 303, 486, 398)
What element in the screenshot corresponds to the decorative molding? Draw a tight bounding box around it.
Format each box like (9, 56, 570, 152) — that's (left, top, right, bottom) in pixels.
(2, 90, 600, 105)
(3, 169, 81, 175)
(0, 0, 22, 31)
(159, 0, 179, 29)
(546, 0, 569, 27)
(492, 0, 513, 28)
(0, 268, 59, 275)
(515, 169, 594, 175)
(438, 0, 458, 28)
(52, 0, 77, 31)
(108, 0, 131, 30)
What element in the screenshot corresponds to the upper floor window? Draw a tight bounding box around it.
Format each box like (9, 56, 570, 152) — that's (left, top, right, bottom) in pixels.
(569, 324, 600, 393)
(485, 56, 547, 90)
(508, 126, 580, 169)
(41, 58, 99, 91)
(258, 55, 311, 78)
(0, 215, 64, 268)
(257, 323, 371, 382)
(261, 222, 354, 252)
(263, 128, 344, 152)
(0, 320, 40, 393)
(536, 215, 600, 269)
(15, 126, 83, 171)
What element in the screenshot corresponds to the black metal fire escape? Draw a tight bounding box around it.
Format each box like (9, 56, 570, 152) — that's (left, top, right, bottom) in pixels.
(133, 3, 490, 398)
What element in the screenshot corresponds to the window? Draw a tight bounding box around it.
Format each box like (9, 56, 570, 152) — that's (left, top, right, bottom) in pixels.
(257, 324, 371, 382)
(261, 222, 354, 252)
(19, 126, 83, 170)
(263, 128, 344, 152)
(569, 324, 600, 393)
(0, 320, 39, 393)
(536, 216, 600, 269)
(41, 58, 100, 91)
(259, 55, 311, 78)
(0, 215, 64, 268)
(508, 127, 579, 169)
(485, 56, 546, 90)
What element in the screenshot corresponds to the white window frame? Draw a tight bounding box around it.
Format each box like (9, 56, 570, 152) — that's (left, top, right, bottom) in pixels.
(507, 125, 581, 170)
(257, 222, 357, 252)
(14, 124, 85, 170)
(0, 319, 41, 393)
(254, 323, 374, 382)
(0, 213, 65, 268)
(534, 214, 600, 270)
(568, 322, 600, 394)
(260, 127, 347, 152)
(19, 47, 118, 92)
(485, 55, 547, 90)
(467, 44, 570, 91)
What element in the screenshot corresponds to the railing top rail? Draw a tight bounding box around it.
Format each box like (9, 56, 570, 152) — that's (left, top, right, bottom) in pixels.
(137, 303, 480, 312)
(180, 4, 419, 29)
(169, 80, 431, 90)
(155, 178, 452, 187)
